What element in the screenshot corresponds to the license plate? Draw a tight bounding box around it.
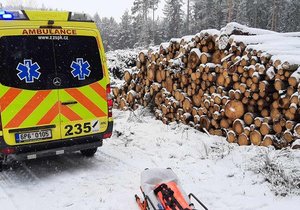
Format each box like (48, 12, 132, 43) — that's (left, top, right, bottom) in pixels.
(15, 129, 52, 143)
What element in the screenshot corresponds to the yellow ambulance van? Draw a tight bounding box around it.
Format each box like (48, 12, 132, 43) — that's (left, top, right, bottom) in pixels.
(0, 10, 113, 168)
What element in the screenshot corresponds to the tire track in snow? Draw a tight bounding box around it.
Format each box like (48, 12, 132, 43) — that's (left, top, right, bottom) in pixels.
(0, 161, 40, 186)
(0, 161, 41, 210)
(96, 150, 140, 174)
(0, 150, 138, 194)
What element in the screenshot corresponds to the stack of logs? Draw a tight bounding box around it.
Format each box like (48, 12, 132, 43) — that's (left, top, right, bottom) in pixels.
(112, 28, 300, 148)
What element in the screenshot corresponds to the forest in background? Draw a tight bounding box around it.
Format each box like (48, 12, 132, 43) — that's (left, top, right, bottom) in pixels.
(97, 0, 300, 51)
(3, 0, 300, 51)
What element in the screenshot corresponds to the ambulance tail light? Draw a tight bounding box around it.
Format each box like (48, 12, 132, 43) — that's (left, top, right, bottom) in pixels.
(103, 132, 112, 139)
(0, 113, 2, 132)
(1, 148, 15, 155)
(106, 84, 113, 117)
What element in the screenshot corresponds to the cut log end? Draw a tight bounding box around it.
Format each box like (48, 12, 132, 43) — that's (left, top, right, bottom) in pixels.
(225, 100, 245, 120)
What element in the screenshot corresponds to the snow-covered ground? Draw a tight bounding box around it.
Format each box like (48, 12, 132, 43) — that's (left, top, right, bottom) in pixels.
(0, 108, 299, 210)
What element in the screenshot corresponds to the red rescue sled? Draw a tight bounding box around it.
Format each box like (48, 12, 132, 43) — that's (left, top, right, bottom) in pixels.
(135, 168, 208, 210)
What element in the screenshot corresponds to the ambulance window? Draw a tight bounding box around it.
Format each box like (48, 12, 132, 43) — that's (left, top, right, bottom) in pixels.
(53, 36, 103, 88)
(0, 36, 56, 90)
(0, 35, 103, 90)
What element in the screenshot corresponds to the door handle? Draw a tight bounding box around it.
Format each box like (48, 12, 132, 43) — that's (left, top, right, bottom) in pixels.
(61, 101, 78, 105)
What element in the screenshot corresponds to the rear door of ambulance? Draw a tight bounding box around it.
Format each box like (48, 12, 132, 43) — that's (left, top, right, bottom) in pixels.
(55, 33, 109, 140)
(0, 32, 61, 146)
(0, 17, 109, 147)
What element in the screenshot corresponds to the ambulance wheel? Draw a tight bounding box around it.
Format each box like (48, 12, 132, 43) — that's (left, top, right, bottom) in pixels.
(80, 148, 98, 157)
(0, 157, 3, 172)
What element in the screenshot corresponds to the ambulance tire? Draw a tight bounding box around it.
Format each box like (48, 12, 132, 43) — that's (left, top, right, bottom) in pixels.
(80, 148, 98, 157)
(0, 159, 3, 172)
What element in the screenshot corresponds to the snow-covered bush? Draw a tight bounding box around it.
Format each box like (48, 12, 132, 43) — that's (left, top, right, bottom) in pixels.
(247, 148, 300, 196)
(106, 49, 139, 80)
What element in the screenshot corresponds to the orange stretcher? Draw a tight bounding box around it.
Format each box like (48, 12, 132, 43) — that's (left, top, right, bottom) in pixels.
(135, 168, 208, 210)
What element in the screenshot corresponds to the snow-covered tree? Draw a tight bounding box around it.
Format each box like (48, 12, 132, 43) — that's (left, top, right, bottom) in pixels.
(235, 0, 248, 25)
(285, 0, 300, 32)
(190, 0, 204, 33)
(154, 17, 168, 44)
(94, 13, 101, 29)
(132, 0, 151, 22)
(117, 10, 135, 49)
(163, 0, 184, 39)
(149, 0, 160, 22)
(4, 0, 39, 9)
(186, 0, 190, 33)
(5, 0, 23, 8)
(213, 0, 227, 29)
(99, 17, 120, 51)
(189, 0, 226, 33)
(26, 0, 38, 8)
(149, 0, 160, 44)
(131, 0, 153, 47)
(275, 0, 300, 32)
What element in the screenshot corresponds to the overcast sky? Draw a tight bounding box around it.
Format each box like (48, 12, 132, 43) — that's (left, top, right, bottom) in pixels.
(2, 0, 165, 22)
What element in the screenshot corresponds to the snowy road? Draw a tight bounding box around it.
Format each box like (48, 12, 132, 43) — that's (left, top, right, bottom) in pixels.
(1, 109, 300, 210)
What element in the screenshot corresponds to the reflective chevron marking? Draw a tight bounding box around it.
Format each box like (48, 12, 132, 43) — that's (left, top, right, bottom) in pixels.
(5, 91, 51, 128)
(65, 89, 106, 117)
(0, 88, 22, 111)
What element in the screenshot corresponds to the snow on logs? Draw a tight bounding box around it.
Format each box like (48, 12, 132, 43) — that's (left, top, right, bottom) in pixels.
(113, 22, 300, 149)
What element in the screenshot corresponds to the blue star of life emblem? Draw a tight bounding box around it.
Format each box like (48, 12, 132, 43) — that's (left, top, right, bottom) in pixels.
(70, 58, 91, 80)
(16, 59, 41, 83)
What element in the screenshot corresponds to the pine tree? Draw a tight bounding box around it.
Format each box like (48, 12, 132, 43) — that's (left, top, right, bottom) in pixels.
(243, 0, 272, 29)
(149, 0, 160, 44)
(118, 10, 134, 49)
(213, 0, 227, 29)
(235, 0, 249, 25)
(149, 0, 160, 23)
(227, 0, 234, 22)
(163, 0, 184, 39)
(256, 0, 273, 29)
(190, 0, 205, 33)
(93, 13, 101, 30)
(131, 0, 152, 47)
(41, 3, 46, 10)
(190, 0, 226, 33)
(99, 17, 120, 51)
(270, 0, 280, 31)
(186, 0, 190, 34)
(4, 0, 23, 9)
(26, 0, 38, 8)
(155, 17, 168, 44)
(287, 0, 300, 32)
(132, 0, 151, 22)
(46, 0, 300, 51)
